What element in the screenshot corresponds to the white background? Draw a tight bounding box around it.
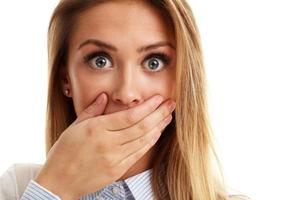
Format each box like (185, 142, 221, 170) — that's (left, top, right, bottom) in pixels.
(0, 1, 299, 200)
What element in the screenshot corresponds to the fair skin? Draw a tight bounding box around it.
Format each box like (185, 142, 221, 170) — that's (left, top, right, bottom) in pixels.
(35, 1, 176, 199)
(65, 1, 176, 179)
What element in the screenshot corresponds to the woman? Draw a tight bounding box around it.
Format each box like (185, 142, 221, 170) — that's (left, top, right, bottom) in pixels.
(0, 0, 249, 199)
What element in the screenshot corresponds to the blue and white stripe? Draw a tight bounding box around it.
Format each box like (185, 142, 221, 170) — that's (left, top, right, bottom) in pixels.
(20, 168, 159, 200)
(20, 180, 61, 200)
(125, 169, 154, 200)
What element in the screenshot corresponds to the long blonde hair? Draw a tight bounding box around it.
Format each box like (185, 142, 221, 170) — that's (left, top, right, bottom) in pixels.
(46, 0, 228, 199)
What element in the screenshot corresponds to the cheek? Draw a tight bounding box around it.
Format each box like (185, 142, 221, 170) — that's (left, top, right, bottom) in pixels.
(155, 68, 176, 99)
(143, 70, 176, 101)
(69, 70, 111, 116)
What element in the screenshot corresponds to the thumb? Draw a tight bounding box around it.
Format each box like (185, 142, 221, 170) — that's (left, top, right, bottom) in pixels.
(75, 93, 108, 124)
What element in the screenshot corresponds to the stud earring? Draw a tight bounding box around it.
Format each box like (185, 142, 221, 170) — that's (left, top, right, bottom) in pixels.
(65, 89, 70, 96)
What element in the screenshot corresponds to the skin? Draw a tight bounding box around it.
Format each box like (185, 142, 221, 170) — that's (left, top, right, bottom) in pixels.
(62, 0, 176, 180)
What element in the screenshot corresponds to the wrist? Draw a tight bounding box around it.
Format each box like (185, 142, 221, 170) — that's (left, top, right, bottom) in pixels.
(34, 173, 79, 200)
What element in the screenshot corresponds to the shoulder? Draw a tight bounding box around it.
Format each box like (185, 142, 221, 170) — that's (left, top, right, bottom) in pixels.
(0, 163, 43, 199)
(228, 194, 252, 200)
(2, 163, 43, 179)
(226, 187, 252, 200)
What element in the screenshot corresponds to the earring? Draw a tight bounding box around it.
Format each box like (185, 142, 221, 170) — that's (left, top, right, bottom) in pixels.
(64, 89, 70, 96)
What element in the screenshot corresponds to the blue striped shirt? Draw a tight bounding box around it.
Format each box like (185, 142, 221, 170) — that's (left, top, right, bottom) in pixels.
(20, 168, 155, 200)
(1, 163, 248, 200)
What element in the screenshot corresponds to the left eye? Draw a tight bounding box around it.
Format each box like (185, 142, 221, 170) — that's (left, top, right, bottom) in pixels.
(145, 58, 163, 72)
(143, 53, 171, 72)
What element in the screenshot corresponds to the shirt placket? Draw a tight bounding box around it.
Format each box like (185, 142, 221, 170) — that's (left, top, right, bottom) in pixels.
(94, 181, 126, 200)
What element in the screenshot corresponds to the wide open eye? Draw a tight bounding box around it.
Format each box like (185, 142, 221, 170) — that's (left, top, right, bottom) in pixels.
(83, 51, 113, 69)
(143, 52, 171, 73)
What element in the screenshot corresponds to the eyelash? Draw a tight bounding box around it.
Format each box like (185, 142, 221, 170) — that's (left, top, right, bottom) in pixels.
(83, 50, 171, 73)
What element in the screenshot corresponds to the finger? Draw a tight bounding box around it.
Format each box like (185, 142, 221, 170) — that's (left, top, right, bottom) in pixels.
(97, 94, 164, 131)
(74, 93, 108, 124)
(116, 115, 171, 171)
(118, 114, 172, 160)
(116, 99, 176, 145)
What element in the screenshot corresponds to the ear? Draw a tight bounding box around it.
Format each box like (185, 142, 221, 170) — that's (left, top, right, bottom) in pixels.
(60, 66, 72, 97)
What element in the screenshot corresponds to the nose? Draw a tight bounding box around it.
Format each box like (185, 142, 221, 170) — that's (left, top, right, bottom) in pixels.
(111, 66, 142, 108)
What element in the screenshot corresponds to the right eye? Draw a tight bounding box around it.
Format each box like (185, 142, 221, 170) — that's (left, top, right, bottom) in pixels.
(83, 51, 113, 69)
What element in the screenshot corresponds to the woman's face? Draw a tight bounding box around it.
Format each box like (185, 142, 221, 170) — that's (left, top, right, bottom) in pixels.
(63, 0, 176, 115)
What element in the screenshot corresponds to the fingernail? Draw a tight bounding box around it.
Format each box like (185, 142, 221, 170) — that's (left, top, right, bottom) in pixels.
(96, 93, 105, 104)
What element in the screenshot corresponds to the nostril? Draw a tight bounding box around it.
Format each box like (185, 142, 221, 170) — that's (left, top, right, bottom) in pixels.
(128, 100, 140, 108)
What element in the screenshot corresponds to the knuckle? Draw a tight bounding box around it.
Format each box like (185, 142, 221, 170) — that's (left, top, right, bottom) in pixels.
(83, 107, 93, 116)
(163, 106, 170, 116)
(85, 120, 97, 137)
(158, 110, 166, 121)
(102, 154, 116, 168)
(133, 150, 143, 161)
(155, 123, 163, 132)
(107, 166, 119, 177)
(96, 141, 110, 152)
(137, 121, 148, 132)
(138, 135, 147, 145)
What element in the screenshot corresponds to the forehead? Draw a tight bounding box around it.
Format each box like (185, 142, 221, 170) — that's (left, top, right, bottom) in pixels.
(69, 0, 175, 50)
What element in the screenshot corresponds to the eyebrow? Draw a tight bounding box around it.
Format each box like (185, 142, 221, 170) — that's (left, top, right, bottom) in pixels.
(77, 38, 175, 53)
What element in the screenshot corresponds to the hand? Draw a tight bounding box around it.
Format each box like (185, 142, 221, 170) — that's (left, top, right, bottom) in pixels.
(34, 93, 176, 200)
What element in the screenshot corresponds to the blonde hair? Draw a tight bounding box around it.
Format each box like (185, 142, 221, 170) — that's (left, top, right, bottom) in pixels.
(46, 0, 228, 199)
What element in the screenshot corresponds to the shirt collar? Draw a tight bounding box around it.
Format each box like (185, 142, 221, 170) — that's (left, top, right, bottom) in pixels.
(81, 168, 157, 200)
(124, 168, 154, 200)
